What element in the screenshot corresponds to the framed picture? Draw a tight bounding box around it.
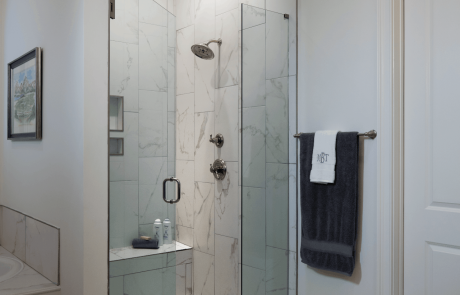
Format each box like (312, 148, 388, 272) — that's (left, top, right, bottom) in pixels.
(8, 47, 42, 140)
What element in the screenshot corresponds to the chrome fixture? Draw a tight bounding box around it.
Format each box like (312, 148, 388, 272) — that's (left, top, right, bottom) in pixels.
(210, 159, 227, 180)
(209, 134, 224, 148)
(163, 177, 181, 204)
(191, 39, 222, 60)
(293, 129, 377, 140)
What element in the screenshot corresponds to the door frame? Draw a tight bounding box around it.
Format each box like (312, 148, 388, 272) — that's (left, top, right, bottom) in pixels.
(377, 0, 404, 294)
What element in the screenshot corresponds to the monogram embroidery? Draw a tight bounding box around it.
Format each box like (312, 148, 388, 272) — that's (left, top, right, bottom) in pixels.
(317, 152, 329, 163)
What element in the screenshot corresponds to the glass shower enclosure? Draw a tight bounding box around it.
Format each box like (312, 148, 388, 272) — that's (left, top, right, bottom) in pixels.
(108, 2, 294, 294)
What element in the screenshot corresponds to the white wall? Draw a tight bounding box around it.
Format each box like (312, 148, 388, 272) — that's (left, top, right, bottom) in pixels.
(0, 1, 108, 294)
(298, 0, 379, 293)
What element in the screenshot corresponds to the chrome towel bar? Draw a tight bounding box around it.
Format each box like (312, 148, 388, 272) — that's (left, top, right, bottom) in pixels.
(293, 129, 377, 139)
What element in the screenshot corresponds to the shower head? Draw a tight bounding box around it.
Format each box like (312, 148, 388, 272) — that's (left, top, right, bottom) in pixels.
(191, 39, 222, 60)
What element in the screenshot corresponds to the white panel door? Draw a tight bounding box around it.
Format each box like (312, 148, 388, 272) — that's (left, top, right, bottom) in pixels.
(405, 1, 460, 294)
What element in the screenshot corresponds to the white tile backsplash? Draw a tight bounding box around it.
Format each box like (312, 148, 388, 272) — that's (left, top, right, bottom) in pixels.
(2, 207, 26, 262)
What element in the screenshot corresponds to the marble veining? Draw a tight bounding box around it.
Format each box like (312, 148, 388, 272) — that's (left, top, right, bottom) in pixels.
(139, 90, 168, 157)
(242, 187, 265, 270)
(194, 182, 215, 255)
(194, 112, 215, 183)
(216, 9, 240, 88)
(25, 218, 59, 284)
(288, 76, 296, 164)
(110, 0, 139, 44)
(176, 160, 194, 228)
(241, 265, 265, 295)
(265, 246, 289, 295)
(216, 0, 238, 16)
(194, 0, 215, 43)
(242, 4, 265, 29)
(139, 22, 168, 92)
(176, 0, 195, 30)
(266, 10, 289, 79)
(176, 94, 195, 161)
(215, 162, 239, 239)
(215, 85, 239, 162)
(139, 0, 168, 26)
(177, 26, 195, 95)
(288, 164, 297, 252)
(215, 235, 239, 295)
(2, 207, 26, 262)
(193, 250, 214, 295)
(266, 77, 289, 164)
(0, 247, 60, 295)
(176, 225, 194, 247)
(195, 57, 216, 113)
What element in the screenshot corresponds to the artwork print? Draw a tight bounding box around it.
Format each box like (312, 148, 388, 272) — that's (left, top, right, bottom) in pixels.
(8, 47, 42, 140)
(11, 59, 37, 134)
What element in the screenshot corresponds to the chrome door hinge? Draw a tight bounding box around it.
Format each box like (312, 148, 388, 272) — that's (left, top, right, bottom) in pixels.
(110, 0, 115, 19)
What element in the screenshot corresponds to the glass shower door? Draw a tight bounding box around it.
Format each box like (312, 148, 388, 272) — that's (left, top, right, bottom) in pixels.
(241, 4, 294, 294)
(109, 3, 179, 294)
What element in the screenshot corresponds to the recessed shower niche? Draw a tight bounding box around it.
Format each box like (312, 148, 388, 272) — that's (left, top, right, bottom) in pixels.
(109, 95, 123, 132)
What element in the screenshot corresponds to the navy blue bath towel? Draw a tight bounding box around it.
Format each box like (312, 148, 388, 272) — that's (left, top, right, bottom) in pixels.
(300, 132, 359, 276)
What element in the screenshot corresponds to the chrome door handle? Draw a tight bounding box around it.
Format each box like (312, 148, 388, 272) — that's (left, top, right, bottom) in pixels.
(163, 177, 181, 204)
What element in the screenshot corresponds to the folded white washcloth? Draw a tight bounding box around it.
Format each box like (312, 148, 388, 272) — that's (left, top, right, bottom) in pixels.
(310, 130, 339, 184)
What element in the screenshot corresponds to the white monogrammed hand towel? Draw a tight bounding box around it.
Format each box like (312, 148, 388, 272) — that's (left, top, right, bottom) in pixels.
(310, 130, 339, 184)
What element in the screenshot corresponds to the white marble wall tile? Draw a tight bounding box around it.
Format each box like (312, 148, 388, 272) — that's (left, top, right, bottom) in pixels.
(110, 112, 139, 182)
(215, 85, 239, 162)
(140, 0, 168, 26)
(185, 263, 193, 295)
(241, 265, 265, 295)
(168, 0, 176, 15)
(168, 13, 177, 48)
(168, 47, 176, 113)
(195, 0, 215, 43)
(215, 162, 239, 239)
(266, 11, 289, 80)
(139, 23, 168, 92)
(288, 251, 296, 295)
(168, 112, 176, 163)
(195, 57, 216, 113)
(176, 160, 194, 227)
(124, 269, 163, 294)
(215, 235, 239, 295)
(265, 246, 289, 295)
(139, 157, 168, 185)
(176, 249, 193, 265)
(163, 266, 177, 295)
(176, 93, 195, 161)
(242, 24, 266, 107)
(177, 26, 195, 95)
(2, 208, 26, 261)
(288, 164, 296, 253)
(110, 181, 139, 248)
(216, 0, 238, 16)
(110, 276, 124, 295)
(242, 5, 265, 29)
(111, 0, 139, 44)
(110, 42, 139, 112)
(157, 0, 169, 10)
(139, 90, 168, 157)
(266, 77, 289, 164)
(176, 264, 186, 295)
(239, 0, 265, 9)
(138, 223, 154, 238)
(177, 225, 194, 247)
(25, 218, 59, 284)
(266, 163, 289, 250)
(216, 9, 240, 88)
(194, 182, 215, 255)
(194, 112, 215, 183)
(241, 187, 265, 270)
(288, 76, 296, 164)
(0, 207, 3, 246)
(193, 250, 214, 295)
(176, 0, 195, 30)
(242, 106, 266, 188)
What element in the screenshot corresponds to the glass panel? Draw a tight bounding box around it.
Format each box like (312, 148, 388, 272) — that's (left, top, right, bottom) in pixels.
(241, 4, 291, 295)
(109, 4, 177, 295)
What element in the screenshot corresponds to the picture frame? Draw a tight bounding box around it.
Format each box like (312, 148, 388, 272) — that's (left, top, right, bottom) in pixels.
(7, 47, 42, 140)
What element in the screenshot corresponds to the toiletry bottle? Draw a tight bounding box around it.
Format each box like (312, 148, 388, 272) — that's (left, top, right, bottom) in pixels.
(163, 218, 172, 244)
(153, 219, 164, 247)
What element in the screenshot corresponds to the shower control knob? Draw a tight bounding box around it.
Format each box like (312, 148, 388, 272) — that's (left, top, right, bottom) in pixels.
(210, 159, 227, 180)
(209, 134, 224, 148)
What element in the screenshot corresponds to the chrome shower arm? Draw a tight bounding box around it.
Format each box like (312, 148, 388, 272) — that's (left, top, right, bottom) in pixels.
(205, 39, 222, 46)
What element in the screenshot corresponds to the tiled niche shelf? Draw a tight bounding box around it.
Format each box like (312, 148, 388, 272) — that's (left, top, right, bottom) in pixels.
(109, 138, 124, 156)
(109, 241, 191, 262)
(109, 95, 124, 132)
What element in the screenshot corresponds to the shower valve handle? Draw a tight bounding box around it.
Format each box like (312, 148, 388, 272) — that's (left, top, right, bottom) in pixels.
(209, 134, 224, 148)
